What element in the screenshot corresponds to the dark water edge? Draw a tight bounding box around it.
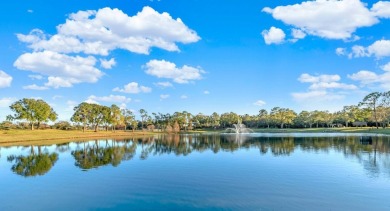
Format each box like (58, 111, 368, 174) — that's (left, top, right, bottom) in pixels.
(1, 134, 390, 210)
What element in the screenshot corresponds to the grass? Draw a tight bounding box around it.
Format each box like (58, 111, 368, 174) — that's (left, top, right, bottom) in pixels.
(1, 127, 390, 146)
(0, 129, 155, 146)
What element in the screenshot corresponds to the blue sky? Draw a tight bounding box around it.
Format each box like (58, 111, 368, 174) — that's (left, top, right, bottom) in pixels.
(1, 0, 390, 121)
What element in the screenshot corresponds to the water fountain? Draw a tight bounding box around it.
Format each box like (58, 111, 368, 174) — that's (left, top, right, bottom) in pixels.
(225, 121, 254, 133)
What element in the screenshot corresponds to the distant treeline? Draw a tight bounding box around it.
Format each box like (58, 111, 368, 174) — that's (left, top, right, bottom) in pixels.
(2, 91, 390, 131)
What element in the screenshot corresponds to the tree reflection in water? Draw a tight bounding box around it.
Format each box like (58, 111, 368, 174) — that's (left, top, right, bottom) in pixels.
(5, 135, 390, 178)
(7, 146, 58, 177)
(71, 140, 137, 170)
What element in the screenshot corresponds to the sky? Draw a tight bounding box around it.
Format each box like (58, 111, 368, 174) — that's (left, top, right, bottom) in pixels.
(1, 0, 390, 121)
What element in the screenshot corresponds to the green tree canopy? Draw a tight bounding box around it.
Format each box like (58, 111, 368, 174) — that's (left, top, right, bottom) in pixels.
(8, 98, 57, 130)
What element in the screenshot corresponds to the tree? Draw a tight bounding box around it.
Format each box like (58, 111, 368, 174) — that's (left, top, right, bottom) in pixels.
(210, 112, 220, 129)
(270, 107, 297, 129)
(359, 92, 382, 129)
(8, 98, 57, 130)
(338, 105, 359, 127)
(294, 111, 311, 128)
(139, 109, 148, 129)
(122, 109, 135, 131)
(258, 109, 270, 128)
(71, 102, 92, 132)
(110, 104, 123, 132)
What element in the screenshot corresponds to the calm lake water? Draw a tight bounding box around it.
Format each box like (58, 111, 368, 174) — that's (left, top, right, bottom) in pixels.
(1, 133, 390, 210)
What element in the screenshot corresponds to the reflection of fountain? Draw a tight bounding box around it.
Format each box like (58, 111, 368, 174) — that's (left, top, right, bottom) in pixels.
(225, 121, 254, 133)
(223, 134, 251, 144)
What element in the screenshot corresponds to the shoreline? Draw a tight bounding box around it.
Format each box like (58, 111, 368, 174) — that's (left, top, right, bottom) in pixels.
(1, 128, 390, 146)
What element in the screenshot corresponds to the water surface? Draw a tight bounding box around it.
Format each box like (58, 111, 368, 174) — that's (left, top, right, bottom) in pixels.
(1, 134, 390, 210)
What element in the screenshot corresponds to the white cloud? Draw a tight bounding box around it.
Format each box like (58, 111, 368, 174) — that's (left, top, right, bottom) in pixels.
(298, 73, 340, 83)
(87, 95, 131, 104)
(371, 1, 390, 18)
(309, 82, 357, 90)
(23, 84, 49, 90)
(291, 28, 306, 39)
(144, 59, 204, 83)
(113, 82, 152, 94)
(180, 95, 188, 99)
(336, 48, 347, 56)
(347, 40, 390, 58)
(298, 73, 357, 90)
(293, 73, 357, 102)
(0, 70, 12, 88)
(100, 58, 116, 69)
(348, 68, 390, 89)
(292, 90, 344, 101)
(14, 51, 103, 88)
(253, 100, 266, 106)
(367, 40, 390, 58)
(17, 7, 200, 56)
(27, 9, 33, 13)
(203, 90, 210, 94)
(154, 81, 173, 88)
(0, 97, 16, 108)
(160, 94, 170, 100)
(382, 62, 390, 71)
(45, 76, 74, 88)
(263, 0, 378, 40)
(28, 74, 43, 80)
(261, 26, 285, 45)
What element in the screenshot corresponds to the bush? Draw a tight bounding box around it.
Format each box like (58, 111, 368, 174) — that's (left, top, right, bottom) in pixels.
(53, 121, 73, 130)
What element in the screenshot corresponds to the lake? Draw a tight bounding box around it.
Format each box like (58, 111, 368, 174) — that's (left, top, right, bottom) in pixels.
(1, 133, 390, 210)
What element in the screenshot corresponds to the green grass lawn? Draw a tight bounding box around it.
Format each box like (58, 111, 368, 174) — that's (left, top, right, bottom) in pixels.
(0, 129, 154, 146)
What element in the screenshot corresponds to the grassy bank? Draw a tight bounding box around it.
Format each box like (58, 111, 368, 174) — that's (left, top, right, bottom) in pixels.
(0, 129, 155, 146)
(1, 127, 390, 146)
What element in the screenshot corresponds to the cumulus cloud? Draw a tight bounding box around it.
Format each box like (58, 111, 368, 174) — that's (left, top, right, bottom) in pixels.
(180, 95, 188, 99)
(0, 70, 12, 88)
(339, 39, 390, 58)
(371, 1, 390, 18)
(263, 0, 381, 40)
(14, 51, 103, 88)
(87, 94, 131, 104)
(382, 62, 390, 71)
(292, 90, 344, 101)
(15, 7, 200, 88)
(298, 73, 357, 90)
(100, 58, 116, 69)
(17, 7, 200, 56)
(291, 29, 306, 39)
(23, 84, 49, 90)
(336, 47, 347, 56)
(261, 26, 286, 45)
(348, 64, 390, 89)
(293, 73, 357, 101)
(113, 82, 152, 94)
(144, 59, 204, 83)
(203, 90, 210, 94)
(253, 100, 266, 106)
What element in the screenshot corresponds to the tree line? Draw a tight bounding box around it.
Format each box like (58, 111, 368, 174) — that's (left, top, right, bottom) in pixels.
(2, 91, 390, 131)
